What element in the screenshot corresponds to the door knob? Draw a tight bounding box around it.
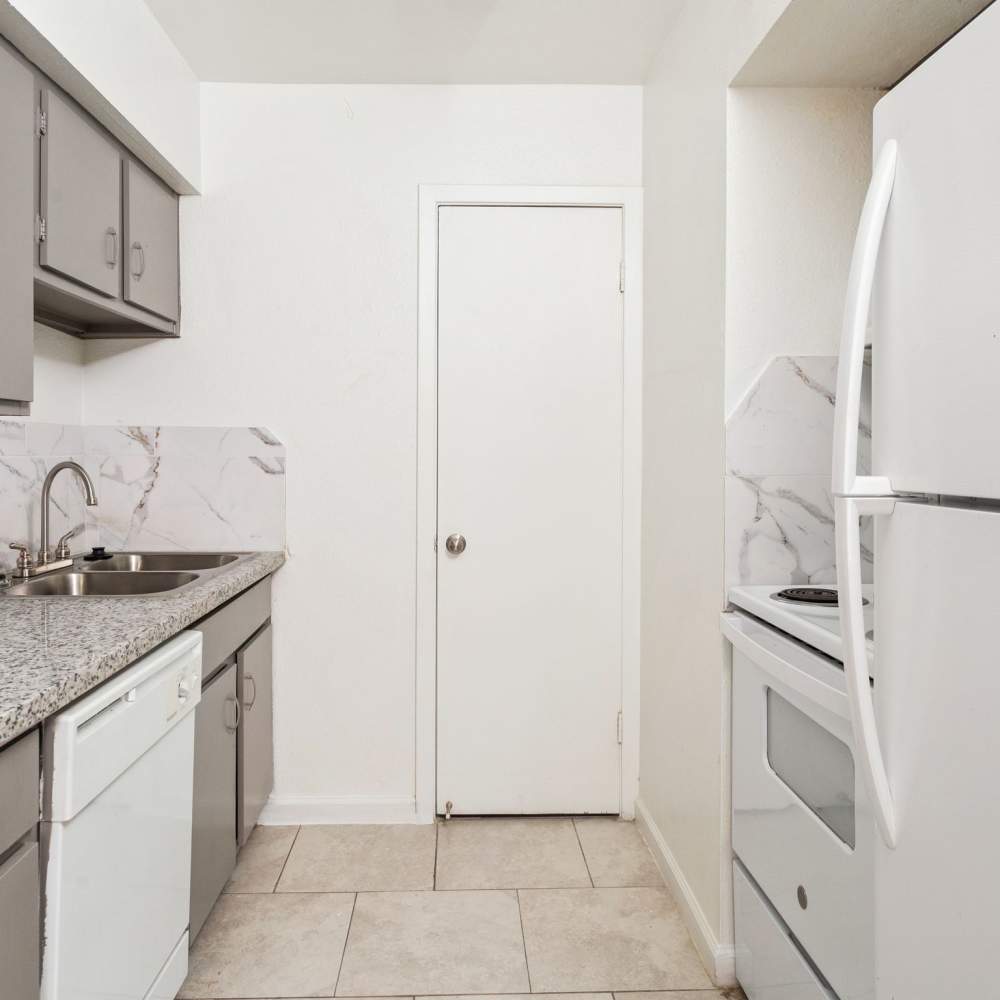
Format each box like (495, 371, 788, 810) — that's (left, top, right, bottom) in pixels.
(445, 533, 467, 555)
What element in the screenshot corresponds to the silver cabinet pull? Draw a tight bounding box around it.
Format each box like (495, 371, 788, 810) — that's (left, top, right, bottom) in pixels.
(224, 694, 241, 733)
(105, 227, 118, 268)
(243, 675, 257, 711)
(445, 534, 467, 555)
(131, 241, 145, 280)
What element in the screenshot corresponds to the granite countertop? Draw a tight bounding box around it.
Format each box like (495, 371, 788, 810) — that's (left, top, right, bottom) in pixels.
(0, 551, 285, 747)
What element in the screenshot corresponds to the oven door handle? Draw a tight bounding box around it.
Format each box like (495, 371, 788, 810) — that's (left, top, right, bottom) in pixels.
(836, 495, 897, 849)
(721, 614, 848, 719)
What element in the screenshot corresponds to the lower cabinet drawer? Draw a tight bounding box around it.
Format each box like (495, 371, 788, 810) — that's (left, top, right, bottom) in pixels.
(734, 860, 836, 1000)
(0, 730, 40, 849)
(0, 840, 40, 1000)
(194, 577, 271, 677)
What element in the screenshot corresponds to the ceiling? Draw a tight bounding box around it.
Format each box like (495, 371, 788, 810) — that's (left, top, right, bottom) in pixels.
(143, 0, 682, 84)
(734, 0, 995, 87)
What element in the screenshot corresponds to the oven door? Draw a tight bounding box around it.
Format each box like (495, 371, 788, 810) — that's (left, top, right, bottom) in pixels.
(725, 612, 874, 1000)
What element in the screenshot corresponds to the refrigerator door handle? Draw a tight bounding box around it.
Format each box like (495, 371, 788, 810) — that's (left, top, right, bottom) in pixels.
(835, 494, 897, 848)
(833, 139, 897, 498)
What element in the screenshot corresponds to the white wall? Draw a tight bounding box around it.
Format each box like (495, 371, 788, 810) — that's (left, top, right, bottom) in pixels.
(31, 323, 84, 424)
(0, 0, 200, 191)
(638, 0, 788, 983)
(82, 83, 643, 818)
(725, 87, 879, 413)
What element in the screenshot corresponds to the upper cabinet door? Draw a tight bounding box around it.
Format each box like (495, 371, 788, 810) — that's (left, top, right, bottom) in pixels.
(39, 87, 121, 298)
(123, 159, 179, 322)
(0, 44, 34, 407)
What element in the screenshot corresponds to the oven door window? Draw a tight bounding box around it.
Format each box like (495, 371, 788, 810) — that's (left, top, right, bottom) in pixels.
(766, 688, 856, 848)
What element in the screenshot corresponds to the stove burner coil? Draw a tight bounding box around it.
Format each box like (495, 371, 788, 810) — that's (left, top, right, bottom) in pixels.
(772, 587, 840, 606)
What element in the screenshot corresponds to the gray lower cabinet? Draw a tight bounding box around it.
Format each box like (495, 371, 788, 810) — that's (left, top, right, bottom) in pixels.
(39, 86, 122, 298)
(190, 661, 239, 942)
(124, 158, 180, 322)
(238, 623, 274, 844)
(0, 729, 41, 1000)
(0, 841, 40, 1000)
(0, 40, 35, 412)
(189, 578, 274, 941)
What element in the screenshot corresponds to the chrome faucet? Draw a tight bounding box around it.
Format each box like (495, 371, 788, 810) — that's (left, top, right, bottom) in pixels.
(31, 461, 98, 575)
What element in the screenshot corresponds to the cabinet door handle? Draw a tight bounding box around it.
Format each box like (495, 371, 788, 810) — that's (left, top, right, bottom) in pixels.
(105, 227, 118, 268)
(224, 694, 241, 733)
(243, 674, 257, 711)
(131, 241, 145, 280)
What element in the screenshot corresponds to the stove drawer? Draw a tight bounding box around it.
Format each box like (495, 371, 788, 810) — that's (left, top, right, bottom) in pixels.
(731, 634, 874, 1000)
(734, 859, 835, 1000)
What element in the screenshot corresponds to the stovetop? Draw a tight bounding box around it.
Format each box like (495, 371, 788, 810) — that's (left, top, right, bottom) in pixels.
(727, 584, 875, 665)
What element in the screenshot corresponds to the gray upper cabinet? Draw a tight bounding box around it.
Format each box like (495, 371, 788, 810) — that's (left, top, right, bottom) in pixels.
(238, 623, 274, 844)
(0, 42, 34, 411)
(39, 87, 122, 298)
(124, 159, 180, 322)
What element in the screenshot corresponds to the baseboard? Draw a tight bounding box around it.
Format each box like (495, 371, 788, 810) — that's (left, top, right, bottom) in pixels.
(258, 794, 427, 825)
(635, 798, 737, 987)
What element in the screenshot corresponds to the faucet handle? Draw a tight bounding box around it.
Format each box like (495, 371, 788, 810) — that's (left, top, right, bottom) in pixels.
(55, 525, 82, 561)
(8, 542, 33, 575)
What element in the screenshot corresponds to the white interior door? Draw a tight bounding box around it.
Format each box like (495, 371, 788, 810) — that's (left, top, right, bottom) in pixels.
(436, 205, 623, 816)
(873, 500, 1000, 997)
(871, 3, 1000, 499)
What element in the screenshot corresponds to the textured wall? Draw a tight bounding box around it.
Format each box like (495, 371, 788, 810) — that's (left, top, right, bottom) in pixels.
(79, 84, 643, 813)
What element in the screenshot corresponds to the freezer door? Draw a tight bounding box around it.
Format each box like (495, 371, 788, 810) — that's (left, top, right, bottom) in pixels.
(871, 3, 1000, 499)
(872, 500, 1000, 998)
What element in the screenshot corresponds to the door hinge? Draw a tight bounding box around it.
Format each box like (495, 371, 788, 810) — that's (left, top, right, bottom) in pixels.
(618, 261, 625, 293)
(433, 534, 438, 553)
(616, 710, 623, 745)
(36, 108, 46, 137)
(37, 216, 47, 243)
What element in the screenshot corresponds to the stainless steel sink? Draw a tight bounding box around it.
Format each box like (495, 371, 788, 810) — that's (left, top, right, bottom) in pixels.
(5, 571, 198, 597)
(80, 552, 241, 572)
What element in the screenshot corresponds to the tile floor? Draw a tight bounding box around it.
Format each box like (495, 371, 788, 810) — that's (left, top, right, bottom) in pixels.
(180, 817, 743, 1000)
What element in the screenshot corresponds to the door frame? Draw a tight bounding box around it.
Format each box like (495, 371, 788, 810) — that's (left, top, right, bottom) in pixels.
(416, 185, 643, 823)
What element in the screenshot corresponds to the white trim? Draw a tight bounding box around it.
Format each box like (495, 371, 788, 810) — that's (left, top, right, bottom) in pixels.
(259, 795, 421, 826)
(416, 185, 643, 823)
(718, 639, 736, 957)
(635, 798, 738, 988)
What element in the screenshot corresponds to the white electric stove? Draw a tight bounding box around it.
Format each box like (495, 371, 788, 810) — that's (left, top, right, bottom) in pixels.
(727, 584, 874, 666)
(723, 584, 877, 1000)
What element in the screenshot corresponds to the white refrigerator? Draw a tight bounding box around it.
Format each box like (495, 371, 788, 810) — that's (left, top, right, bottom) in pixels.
(833, 4, 1000, 997)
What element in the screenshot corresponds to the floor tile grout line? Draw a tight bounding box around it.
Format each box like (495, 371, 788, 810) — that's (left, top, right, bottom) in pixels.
(214, 993, 700, 999)
(515, 888, 534, 994)
(331, 890, 359, 999)
(571, 818, 596, 888)
(271, 824, 303, 893)
(433, 820, 440, 890)
(211, 991, 722, 999)
(265, 883, 639, 894)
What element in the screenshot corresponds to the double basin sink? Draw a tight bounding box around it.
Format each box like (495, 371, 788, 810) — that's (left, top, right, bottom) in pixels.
(4, 552, 244, 598)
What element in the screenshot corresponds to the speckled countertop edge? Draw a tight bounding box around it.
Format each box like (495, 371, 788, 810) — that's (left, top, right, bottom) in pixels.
(0, 551, 285, 747)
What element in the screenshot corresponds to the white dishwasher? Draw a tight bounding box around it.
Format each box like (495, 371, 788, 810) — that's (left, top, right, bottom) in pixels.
(41, 632, 203, 1000)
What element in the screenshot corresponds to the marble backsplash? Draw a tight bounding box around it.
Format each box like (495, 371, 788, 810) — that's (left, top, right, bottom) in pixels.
(0, 422, 285, 574)
(725, 355, 873, 587)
